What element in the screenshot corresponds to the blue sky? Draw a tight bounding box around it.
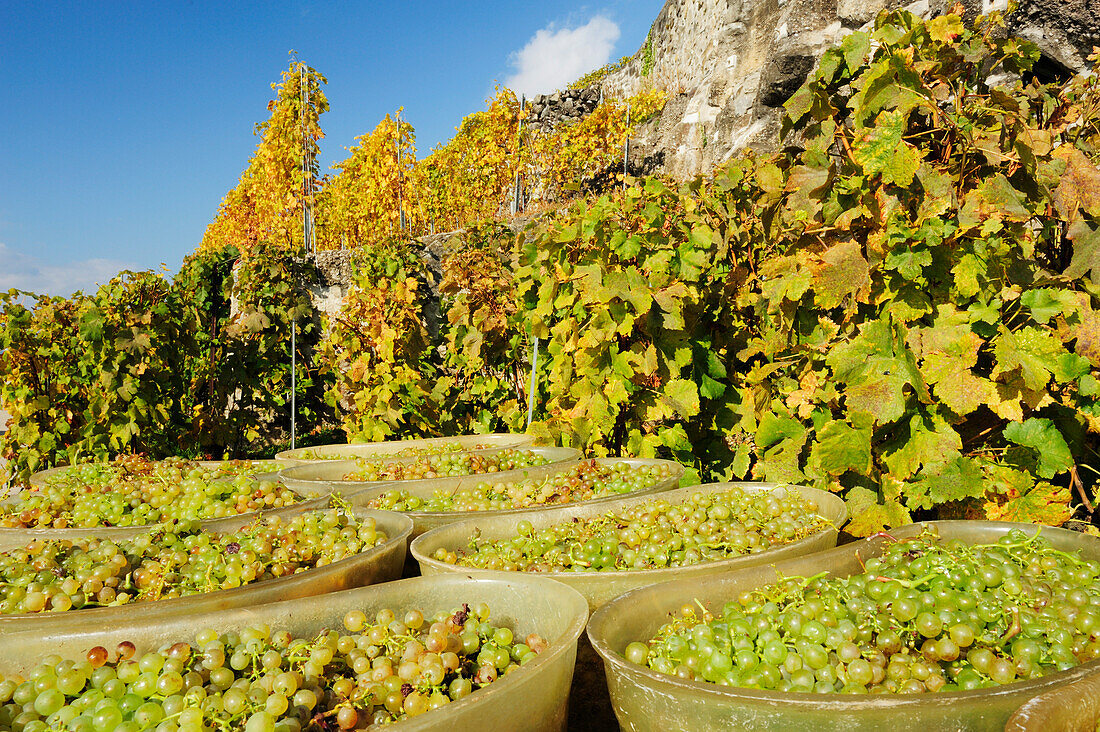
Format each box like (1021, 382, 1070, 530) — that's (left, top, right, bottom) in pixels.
(0, 1, 662, 297)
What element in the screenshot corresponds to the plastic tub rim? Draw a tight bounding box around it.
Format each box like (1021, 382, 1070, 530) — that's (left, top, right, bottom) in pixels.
(411, 481, 846, 582)
(0, 507, 414, 623)
(1003, 669, 1100, 731)
(586, 519, 1100, 712)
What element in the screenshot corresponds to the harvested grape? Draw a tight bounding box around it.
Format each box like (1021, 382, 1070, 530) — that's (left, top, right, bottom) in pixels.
(626, 529, 1100, 694)
(343, 448, 550, 482)
(0, 505, 387, 614)
(433, 486, 830, 571)
(1, 456, 296, 529)
(367, 459, 675, 513)
(296, 440, 491, 460)
(0, 602, 545, 730)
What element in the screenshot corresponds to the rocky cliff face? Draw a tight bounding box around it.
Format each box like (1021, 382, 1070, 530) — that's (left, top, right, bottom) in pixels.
(602, 0, 1098, 178)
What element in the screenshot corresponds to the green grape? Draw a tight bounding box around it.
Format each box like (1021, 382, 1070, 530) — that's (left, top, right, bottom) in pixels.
(435, 486, 830, 571)
(344, 448, 550, 482)
(0, 456, 291, 529)
(0, 601, 547, 729)
(0, 504, 387, 614)
(298, 440, 491, 460)
(625, 529, 1100, 695)
(367, 459, 674, 513)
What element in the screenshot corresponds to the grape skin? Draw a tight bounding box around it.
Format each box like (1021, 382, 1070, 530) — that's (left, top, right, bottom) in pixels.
(627, 529, 1100, 695)
(0, 602, 546, 731)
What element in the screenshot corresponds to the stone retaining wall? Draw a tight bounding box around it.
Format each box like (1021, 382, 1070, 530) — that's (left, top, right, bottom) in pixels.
(525, 87, 601, 131)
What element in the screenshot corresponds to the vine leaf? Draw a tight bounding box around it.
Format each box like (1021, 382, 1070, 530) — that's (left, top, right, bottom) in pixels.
(951, 254, 982, 297)
(1003, 417, 1074, 479)
(993, 326, 1063, 392)
(1052, 147, 1100, 220)
(844, 367, 908, 425)
(1074, 297, 1100, 366)
(905, 456, 985, 510)
(1019, 289, 1066, 324)
(881, 413, 961, 480)
(661, 379, 700, 418)
(845, 486, 911, 535)
(757, 412, 806, 449)
(984, 480, 1073, 525)
(1064, 219, 1100, 281)
(851, 110, 919, 186)
(812, 241, 871, 309)
(810, 421, 871, 476)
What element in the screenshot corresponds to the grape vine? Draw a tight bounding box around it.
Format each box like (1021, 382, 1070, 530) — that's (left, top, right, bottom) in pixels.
(199, 58, 328, 257)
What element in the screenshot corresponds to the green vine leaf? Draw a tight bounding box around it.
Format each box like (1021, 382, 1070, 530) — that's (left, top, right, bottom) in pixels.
(810, 421, 871, 476)
(844, 486, 911, 535)
(881, 413, 962, 480)
(1003, 417, 1074, 479)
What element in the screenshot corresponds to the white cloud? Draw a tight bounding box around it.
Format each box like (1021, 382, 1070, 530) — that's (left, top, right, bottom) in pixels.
(507, 16, 621, 98)
(0, 243, 136, 298)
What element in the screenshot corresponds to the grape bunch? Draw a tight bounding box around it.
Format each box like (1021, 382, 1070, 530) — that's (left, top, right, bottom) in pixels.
(366, 459, 674, 513)
(342, 448, 550, 483)
(0, 602, 547, 731)
(292, 449, 344, 461)
(1, 457, 299, 529)
(0, 506, 388, 615)
(44, 457, 278, 489)
(433, 486, 830, 572)
(297, 441, 491, 461)
(624, 529, 1100, 694)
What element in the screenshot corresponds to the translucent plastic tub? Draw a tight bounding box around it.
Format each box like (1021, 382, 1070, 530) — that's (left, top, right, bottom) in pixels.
(411, 482, 847, 611)
(274, 433, 536, 466)
(324, 458, 684, 544)
(0, 501, 413, 632)
(0, 574, 589, 732)
(588, 520, 1100, 732)
(414, 482, 844, 731)
(278, 446, 583, 501)
(1004, 670, 1100, 731)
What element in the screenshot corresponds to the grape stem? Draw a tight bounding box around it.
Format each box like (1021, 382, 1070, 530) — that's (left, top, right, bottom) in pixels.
(874, 571, 939, 589)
